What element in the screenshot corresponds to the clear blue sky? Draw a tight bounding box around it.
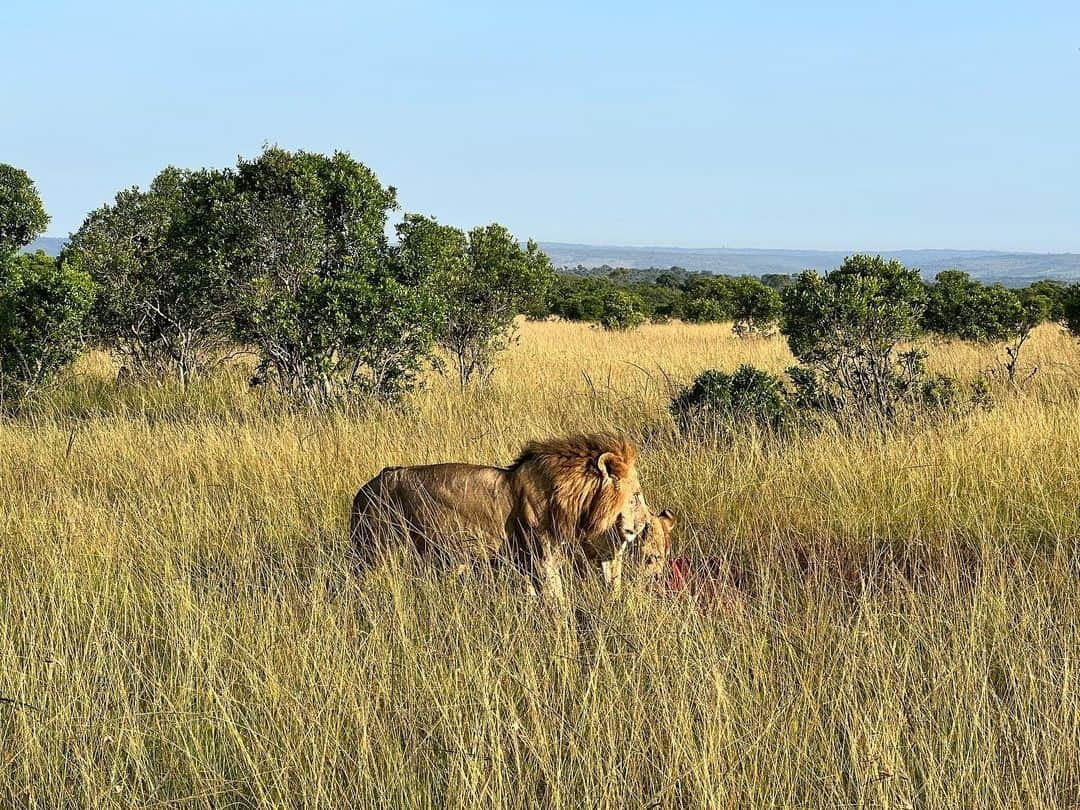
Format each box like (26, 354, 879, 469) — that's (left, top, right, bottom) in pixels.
(4, 1, 1078, 251)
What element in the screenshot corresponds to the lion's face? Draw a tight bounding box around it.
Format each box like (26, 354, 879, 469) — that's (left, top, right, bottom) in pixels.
(614, 473, 650, 552)
(601, 453, 649, 552)
(639, 508, 677, 583)
(582, 451, 650, 566)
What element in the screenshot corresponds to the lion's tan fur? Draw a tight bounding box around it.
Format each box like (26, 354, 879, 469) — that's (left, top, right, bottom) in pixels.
(637, 508, 677, 582)
(508, 434, 640, 545)
(350, 433, 648, 599)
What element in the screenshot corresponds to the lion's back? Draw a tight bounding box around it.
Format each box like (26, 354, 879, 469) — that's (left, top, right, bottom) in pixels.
(350, 462, 514, 562)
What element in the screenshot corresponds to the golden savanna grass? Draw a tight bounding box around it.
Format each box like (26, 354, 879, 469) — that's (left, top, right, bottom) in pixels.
(2, 320, 1080, 808)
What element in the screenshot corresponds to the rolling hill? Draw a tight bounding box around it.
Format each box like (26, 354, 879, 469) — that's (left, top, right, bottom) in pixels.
(540, 243, 1080, 286)
(24, 237, 1080, 286)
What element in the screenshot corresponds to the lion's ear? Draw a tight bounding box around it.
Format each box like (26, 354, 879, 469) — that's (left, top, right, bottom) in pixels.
(597, 451, 618, 480)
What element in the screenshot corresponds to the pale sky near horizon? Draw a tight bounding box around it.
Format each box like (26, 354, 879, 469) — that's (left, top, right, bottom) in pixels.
(4, 1, 1079, 252)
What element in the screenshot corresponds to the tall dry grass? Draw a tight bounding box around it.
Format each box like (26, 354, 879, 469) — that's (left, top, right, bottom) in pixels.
(2, 320, 1079, 808)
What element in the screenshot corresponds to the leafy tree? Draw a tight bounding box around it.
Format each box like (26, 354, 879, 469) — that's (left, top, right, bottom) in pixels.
(63, 167, 238, 382)
(0, 164, 49, 257)
(760, 273, 793, 291)
(964, 283, 1026, 343)
(0, 168, 93, 408)
(682, 275, 734, 322)
(923, 270, 1024, 342)
(1064, 284, 1080, 338)
(537, 274, 648, 328)
(629, 281, 682, 322)
(598, 287, 647, 330)
(0, 251, 93, 408)
(922, 270, 1047, 383)
(671, 365, 791, 438)
(730, 276, 782, 337)
(995, 287, 1048, 384)
(780, 254, 927, 422)
(230, 146, 441, 404)
(682, 296, 727, 323)
(1020, 280, 1069, 324)
(922, 270, 982, 339)
(400, 219, 551, 386)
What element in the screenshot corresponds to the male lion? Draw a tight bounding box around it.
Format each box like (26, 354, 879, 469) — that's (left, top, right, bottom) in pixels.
(349, 434, 650, 604)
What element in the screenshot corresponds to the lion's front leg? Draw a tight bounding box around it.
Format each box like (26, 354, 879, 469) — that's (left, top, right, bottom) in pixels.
(538, 553, 569, 612)
(600, 549, 624, 595)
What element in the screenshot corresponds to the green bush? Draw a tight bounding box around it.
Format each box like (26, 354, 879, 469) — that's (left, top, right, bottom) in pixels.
(0, 164, 49, 257)
(63, 167, 238, 382)
(781, 254, 927, 422)
(0, 166, 94, 409)
(786, 365, 839, 413)
(231, 146, 442, 405)
(730, 276, 782, 337)
(671, 364, 790, 437)
(598, 288, 647, 330)
(0, 251, 93, 408)
(682, 276, 734, 323)
(537, 275, 648, 329)
(1018, 280, 1066, 325)
(922, 270, 1031, 343)
(1064, 284, 1080, 338)
(682, 296, 728, 324)
(396, 217, 551, 385)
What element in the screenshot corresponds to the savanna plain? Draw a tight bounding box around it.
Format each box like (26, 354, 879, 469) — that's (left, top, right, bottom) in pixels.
(2, 319, 1079, 809)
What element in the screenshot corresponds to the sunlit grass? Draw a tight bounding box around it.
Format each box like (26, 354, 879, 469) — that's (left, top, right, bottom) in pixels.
(1, 320, 1079, 807)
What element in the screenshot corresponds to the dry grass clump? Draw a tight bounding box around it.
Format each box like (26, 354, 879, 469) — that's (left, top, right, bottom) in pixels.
(1, 321, 1078, 807)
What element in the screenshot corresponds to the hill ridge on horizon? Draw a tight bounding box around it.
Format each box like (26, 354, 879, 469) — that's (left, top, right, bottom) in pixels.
(539, 242, 1080, 286)
(24, 237, 1080, 286)
(544, 240, 1078, 257)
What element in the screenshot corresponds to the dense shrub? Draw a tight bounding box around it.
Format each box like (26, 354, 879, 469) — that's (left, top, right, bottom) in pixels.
(0, 164, 49, 257)
(538, 275, 647, 330)
(1019, 280, 1068, 324)
(396, 217, 551, 385)
(63, 167, 238, 382)
(682, 276, 734, 323)
(730, 276, 782, 337)
(0, 251, 93, 408)
(922, 269, 1048, 383)
(0, 167, 94, 409)
(922, 270, 1030, 342)
(230, 146, 442, 405)
(923, 270, 986, 340)
(628, 281, 682, 321)
(781, 254, 928, 422)
(671, 365, 791, 437)
(786, 365, 839, 413)
(1063, 284, 1080, 338)
(598, 288, 647, 330)
(682, 296, 728, 324)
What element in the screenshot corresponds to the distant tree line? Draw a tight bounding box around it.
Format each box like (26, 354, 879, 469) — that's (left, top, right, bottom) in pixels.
(2, 153, 1080, 414)
(672, 255, 1080, 436)
(533, 264, 1080, 348)
(531, 269, 787, 334)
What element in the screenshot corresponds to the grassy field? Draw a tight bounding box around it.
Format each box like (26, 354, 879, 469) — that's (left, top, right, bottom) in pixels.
(2, 320, 1080, 808)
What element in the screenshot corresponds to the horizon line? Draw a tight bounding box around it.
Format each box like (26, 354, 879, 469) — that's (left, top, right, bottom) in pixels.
(539, 241, 1080, 257)
(33, 234, 1080, 258)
